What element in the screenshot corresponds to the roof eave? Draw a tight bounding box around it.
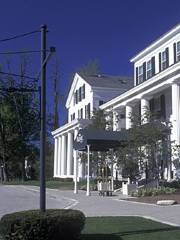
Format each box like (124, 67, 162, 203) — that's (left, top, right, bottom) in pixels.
(130, 23, 180, 63)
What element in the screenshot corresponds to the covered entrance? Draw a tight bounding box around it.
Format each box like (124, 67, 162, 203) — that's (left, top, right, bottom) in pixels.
(73, 129, 128, 196)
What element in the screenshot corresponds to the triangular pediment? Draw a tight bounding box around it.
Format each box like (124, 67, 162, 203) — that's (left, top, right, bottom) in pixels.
(65, 73, 91, 109)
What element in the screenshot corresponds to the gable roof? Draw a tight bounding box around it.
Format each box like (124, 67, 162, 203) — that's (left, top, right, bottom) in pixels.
(65, 73, 133, 108)
(81, 74, 133, 89)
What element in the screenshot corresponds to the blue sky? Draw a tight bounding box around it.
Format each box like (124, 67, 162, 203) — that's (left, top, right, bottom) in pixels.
(0, 0, 180, 125)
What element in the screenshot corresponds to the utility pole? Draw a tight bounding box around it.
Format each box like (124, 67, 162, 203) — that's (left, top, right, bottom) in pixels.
(40, 24, 47, 212)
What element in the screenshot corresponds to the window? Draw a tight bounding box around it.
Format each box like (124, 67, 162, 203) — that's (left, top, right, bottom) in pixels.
(79, 87, 82, 102)
(147, 60, 152, 79)
(78, 109, 81, 119)
(82, 84, 85, 99)
(161, 50, 167, 70)
(177, 41, 180, 62)
(138, 65, 143, 83)
(80, 108, 83, 119)
(71, 113, 75, 121)
(85, 103, 91, 119)
(120, 114, 125, 119)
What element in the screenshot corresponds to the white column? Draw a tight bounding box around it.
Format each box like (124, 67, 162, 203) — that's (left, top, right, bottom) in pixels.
(171, 83, 180, 145)
(57, 136, 61, 176)
(61, 135, 66, 176)
(67, 132, 73, 176)
(53, 137, 58, 177)
(74, 129, 78, 194)
(141, 98, 150, 124)
(125, 105, 133, 129)
(113, 111, 119, 131)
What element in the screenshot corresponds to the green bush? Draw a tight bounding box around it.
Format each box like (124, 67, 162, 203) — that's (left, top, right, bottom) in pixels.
(0, 209, 85, 240)
(131, 186, 177, 197)
(162, 180, 180, 189)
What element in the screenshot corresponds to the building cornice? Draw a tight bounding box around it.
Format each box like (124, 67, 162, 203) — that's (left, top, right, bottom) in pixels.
(130, 24, 180, 63)
(100, 62, 180, 111)
(51, 119, 91, 137)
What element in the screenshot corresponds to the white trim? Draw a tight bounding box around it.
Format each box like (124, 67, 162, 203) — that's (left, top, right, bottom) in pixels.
(51, 119, 91, 137)
(130, 24, 180, 63)
(65, 73, 91, 109)
(100, 61, 180, 111)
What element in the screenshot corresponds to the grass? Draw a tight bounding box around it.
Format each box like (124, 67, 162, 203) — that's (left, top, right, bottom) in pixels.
(2, 180, 74, 190)
(80, 217, 180, 240)
(1, 179, 97, 190)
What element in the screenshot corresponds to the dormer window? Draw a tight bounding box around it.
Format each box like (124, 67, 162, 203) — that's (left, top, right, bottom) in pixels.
(177, 41, 180, 62)
(138, 65, 143, 83)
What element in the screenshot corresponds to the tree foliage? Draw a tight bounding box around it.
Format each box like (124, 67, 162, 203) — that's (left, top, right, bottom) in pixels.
(0, 57, 40, 181)
(115, 110, 172, 182)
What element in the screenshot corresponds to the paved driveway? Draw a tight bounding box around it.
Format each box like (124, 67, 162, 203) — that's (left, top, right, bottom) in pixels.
(0, 185, 180, 227)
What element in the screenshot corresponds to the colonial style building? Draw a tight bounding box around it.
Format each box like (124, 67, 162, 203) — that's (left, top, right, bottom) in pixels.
(100, 24, 180, 180)
(52, 73, 133, 180)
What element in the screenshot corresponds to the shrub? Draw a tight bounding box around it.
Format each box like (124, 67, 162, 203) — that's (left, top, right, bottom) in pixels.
(162, 180, 180, 189)
(131, 186, 177, 197)
(0, 209, 85, 240)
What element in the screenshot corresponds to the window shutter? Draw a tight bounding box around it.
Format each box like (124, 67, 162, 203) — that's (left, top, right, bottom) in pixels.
(150, 98, 155, 113)
(79, 88, 82, 102)
(87, 103, 91, 119)
(75, 90, 78, 104)
(166, 47, 169, 67)
(83, 84, 85, 99)
(160, 94, 166, 119)
(173, 43, 177, 64)
(159, 52, 161, 72)
(151, 56, 155, 76)
(136, 67, 138, 85)
(143, 62, 146, 81)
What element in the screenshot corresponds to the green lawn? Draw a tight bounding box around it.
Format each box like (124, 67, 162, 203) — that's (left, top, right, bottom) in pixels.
(2, 179, 97, 190)
(80, 217, 180, 240)
(2, 180, 74, 190)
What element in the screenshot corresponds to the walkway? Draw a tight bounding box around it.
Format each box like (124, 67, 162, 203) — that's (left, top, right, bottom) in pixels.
(0, 185, 180, 227)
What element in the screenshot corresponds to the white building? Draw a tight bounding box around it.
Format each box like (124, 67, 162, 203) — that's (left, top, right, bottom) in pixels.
(100, 24, 180, 180)
(52, 73, 133, 180)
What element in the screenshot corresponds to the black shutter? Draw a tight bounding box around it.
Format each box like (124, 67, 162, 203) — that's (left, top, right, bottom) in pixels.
(150, 98, 155, 113)
(159, 52, 162, 72)
(136, 67, 138, 85)
(151, 56, 155, 76)
(75, 90, 78, 104)
(87, 103, 91, 119)
(143, 62, 146, 81)
(79, 88, 82, 102)
(173, 43, 177, 64)
(160, 94, 166, 119)
(166, 47, 169, 67)
(83, 84, 85, 99)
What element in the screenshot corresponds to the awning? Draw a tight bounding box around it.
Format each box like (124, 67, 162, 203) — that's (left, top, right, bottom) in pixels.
(73, 129, 128, 151)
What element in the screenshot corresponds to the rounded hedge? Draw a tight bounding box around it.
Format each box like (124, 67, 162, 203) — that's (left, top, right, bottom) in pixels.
(0, 209, 85, 240)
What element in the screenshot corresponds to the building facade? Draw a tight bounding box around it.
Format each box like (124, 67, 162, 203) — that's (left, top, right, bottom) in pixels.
(52, 73, 133, 180)
(100, 24, 180, 180)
